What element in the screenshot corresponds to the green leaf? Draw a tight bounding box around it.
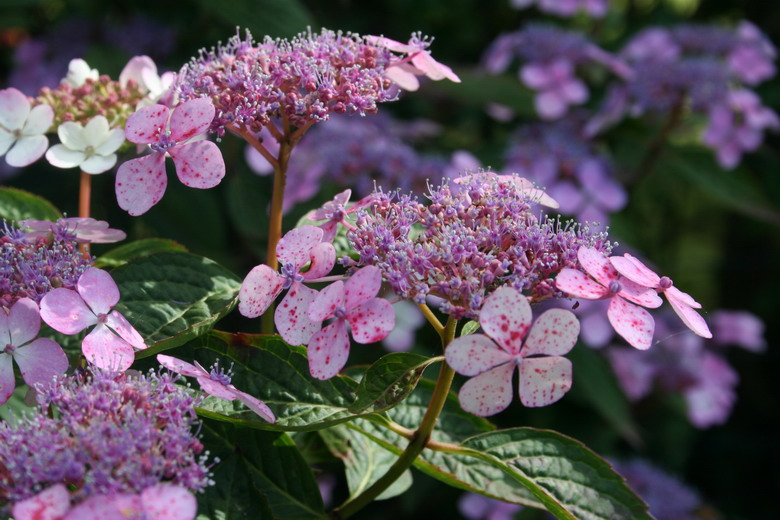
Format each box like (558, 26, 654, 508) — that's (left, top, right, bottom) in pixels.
(0, 187, 61, 223)
(200, 419, 324, 519)
(94, 238, 188, 268)
(349, 353, 440, 414)
(320, 424, 413, 501)
(110, 252, 241, 356)
(191, 0, 313, 39)
(460, 320, 480, 336)
(425, 69, 535, 117)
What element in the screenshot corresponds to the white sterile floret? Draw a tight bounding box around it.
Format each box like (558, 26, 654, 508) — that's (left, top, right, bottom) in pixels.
(0, 87, 54, 167)
(63, 58, 99, 87)
(45, 116, 125, 174)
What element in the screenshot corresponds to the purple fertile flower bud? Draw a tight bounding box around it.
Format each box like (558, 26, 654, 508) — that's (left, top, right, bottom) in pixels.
(611, 459, 701, 520)
(712, 310, 766, 352)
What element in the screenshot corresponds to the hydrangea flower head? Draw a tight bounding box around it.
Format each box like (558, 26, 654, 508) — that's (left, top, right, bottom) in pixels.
(0, 87, 54, 167)
(446, 287, 579, 416)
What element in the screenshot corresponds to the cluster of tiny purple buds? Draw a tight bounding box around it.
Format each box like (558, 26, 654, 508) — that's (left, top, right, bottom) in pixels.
(281, 262, 305, 289)
(0, 369, 212, 510)
(347, 173, 611, 319)
(150, 132, 176, 153)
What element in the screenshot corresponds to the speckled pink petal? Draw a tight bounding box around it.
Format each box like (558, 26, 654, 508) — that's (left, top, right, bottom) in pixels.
(275, 283, 321, 346)
(445, 334, 513, 377)
(0, 354, 15, 405)
(666, 285, 701, 309)
(317, 220, 340, 243)
(157, 354, 205, 378)
(228, 387, 276, 424)
(77, 267, 119, 315)
(302, 242, 336, 280)
(197, 375, 237, 400)
(169, 98, 214, 142)
(310, 189, 352, 221)
(308, 320, 350, 380)
(115, 153, 168, 216)
(168, 140, 225, 189)
(577, 246, 617, 286)
(522, 309, 580, 357)
(617, 277, 663, 308)
(125, 104, 169, 144)
(64, 494, 127, 520)
(12, 484, 70, 520)
(106, 311, 147, 350)
(411, 52, 460, 82)
(348, 298, 395, 344)
(238, 264, 284, 318)
(345, 266, 382, 311)
(458, 362, 515, 417)
(276, 226, 323, 267)
(555, 268, 608, 299)
(82, 324, 135, 371)
(609, 254, 660, 288)
(607, 296, 654, 350)
(13, 337, 67, 387)
(40, 288, 97, 335)
(385, 65, 421, 91)
(142, 484, 197, 520)
(666, 291, 712, 339)
(367, 35, 415, 53)
(308, 280, 344, 322)
(7, 297, 41, 346)
(518, 356, 572, 407)
(479, 287, 531, 355)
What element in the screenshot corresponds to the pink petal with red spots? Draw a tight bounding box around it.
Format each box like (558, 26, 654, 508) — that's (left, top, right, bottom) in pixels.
(238, 264, 284, 318)
(229, 388, 276, 424)
(518, 356, 572, 407)
(348, 298, 395, 344)
(13, 484, 70, 520)
(276, 226, 323, 267)
(169, 98, 214, 142)
(6, 297, 41, 346)
(345, 266, 382, 310)
(577, 246, 617, 286)
(522, 309, 579, 357)
(609, 254, 660, 288)
(106, 311, 147, 350)
(0, 355, 14, 405)
(367, 35, 416, 53)
(458, 362, 515, 417)
(308, 280, 345, 322)
(82, 324, 136, 371)
(275, 283, 321, 346)
(479, 287, 531, 355)
(302, 241, 335, 280)
(197, 375, 238, 400)
(13, 337, 67, 387)
(384, 65, 421, 91)
(310, 189, 352, 221)
(618, 277, 663, 309)
(666, 285, 701, 309)
(115, 153, 168, 216)
(168, 140, 225, 189)
(411, 52, 460, 82)
(142, 485, 197, 520)
(125, 104, 169, 144)
(445, 334, 512, 377)
(317, 220, 339, 243)
(40, 288, 97, 335)
(157, 354, 204, 378)
(667, 291, 712, 339)
(77, 267, 119, 315)
(308, 320, 350, 380)
(555, 268, 609, 299)
(64, 495, 127, 520)
(607, 296, 655, 350)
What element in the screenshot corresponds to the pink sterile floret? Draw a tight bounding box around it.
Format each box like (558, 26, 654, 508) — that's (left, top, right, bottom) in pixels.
(239, 225, 336, 346)
(445, 287, 579, 416)
(555, 246, 662, 350)
(452, 172, 560, 209)
(367, 35, 461, 91)
(0, 298, 68, 405)
(40, 267, 146, 372)
(305, 266, 396, 380)
(609, 252, 712, 338)
(115, 97, 225, 216)
(19, 217, 126, 244)
(308, 190, 377, 242)
(157, 354, 275, 423)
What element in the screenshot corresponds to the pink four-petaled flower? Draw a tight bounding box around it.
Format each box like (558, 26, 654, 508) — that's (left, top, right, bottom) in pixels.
(19, 217, 126, 244)
(368, 35, 461, 91)
(306, 266, 395, 380)
(446, 287, 580, 416)
(116, 98, 225, 216)
(40, 267, 146, 372)
(308, 189, 377, 241)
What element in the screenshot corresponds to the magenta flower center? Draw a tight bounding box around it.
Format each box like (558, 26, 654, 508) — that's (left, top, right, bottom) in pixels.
(280, 263, 305, 290)
(97, 313, 109, 324)
(209, 362, 233, 386)
(4, 343, 15, 355)
(334, 306, 347, 319)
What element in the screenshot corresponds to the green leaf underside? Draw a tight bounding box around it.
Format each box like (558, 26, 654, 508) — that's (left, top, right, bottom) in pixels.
(460, 321, 480, 336)
(0, 187, 61, 223)
(110, 252, 240, 357)
(94, 238, 188, 268)
(349, 352, 440, 414)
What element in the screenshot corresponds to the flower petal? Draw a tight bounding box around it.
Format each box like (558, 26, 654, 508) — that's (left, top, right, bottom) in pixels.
(22, 104, 54, 136)
(445, 334, 513, 377)
(115, 153, 168, 216)
(610, 253, 660, 288)
(308, 320, 350, 380)
(666, 285, 701, 308)
(385, 65, 421, 91)
(125, 104, 169, 144)
(77, 267, 119, 315)
(0, 87, 30, 130)
(0, 354, 15, 405)
(64, 495, 127, 520)
(57, 121, 86, 150)
(168, 140, 225, 189)
(45, 144, 86, 169)
(7, 135, 48, 167)
(458, 362, 515, 417)
(169, 98, 215, 142)
(8, 297, 41, 346)
(0, 128, 14, 156)
(12, 484, 70, 520)
(83, 115, 110, 147)
(40, 288, 97, 334)
(618, 277, 663, 308)
(535, 91, 567, 120)
(410, 51, 460, 82)
(82, 324, 135, 371)
(156, 354, 205, 378)
(302, 242, 336, 280)
(107, 311, 147, 350)
(95, 127, 126, 156)
(276, 226, 323, 267)
(518, 356, 572, 407)
(229, 388, 277, 424)
(345, 266, 382, 311)
(479, 287, 531, 355)
(522, 308, 579, 357)
(197, 376, 237, 400)
(81, 154, 117, 174)
(238, 264, 284, 318)
(577, 246, 617, 286)
(13, 337, 68, 387)
(120, 55, 157, 88)
(347, 297, 395, 344)
(607, 296, 654, 350)
(307, 280, 345, 322)
(666, 290, 712, 338)
(275, 283, 321, 346)
(142, 484, 198, 520)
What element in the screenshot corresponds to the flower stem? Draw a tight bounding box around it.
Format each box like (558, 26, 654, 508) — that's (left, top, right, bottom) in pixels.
(633, 98, 684, 185)
(331, 316, 458, 519)
(417, 303, 444, 336)
(78, 170, 91, 256)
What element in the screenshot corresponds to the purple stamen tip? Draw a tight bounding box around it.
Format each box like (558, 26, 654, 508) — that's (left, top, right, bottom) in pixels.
(4, 344, 15, 355)
(659, 276, 673, 289)
(608, 280, 622, 295)
(334, 306, 347, 319)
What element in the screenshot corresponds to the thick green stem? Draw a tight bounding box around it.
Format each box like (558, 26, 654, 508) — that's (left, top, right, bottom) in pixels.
(331, 316, 458, 519)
